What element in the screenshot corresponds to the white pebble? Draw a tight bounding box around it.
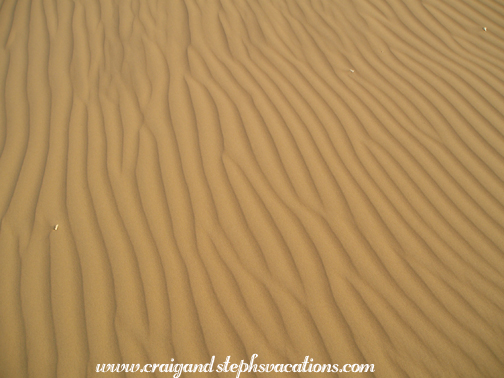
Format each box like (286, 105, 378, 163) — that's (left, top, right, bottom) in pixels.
(350, 69, 355, 73)
(53, 224, 59, 231)
(483, 27, 487, 31)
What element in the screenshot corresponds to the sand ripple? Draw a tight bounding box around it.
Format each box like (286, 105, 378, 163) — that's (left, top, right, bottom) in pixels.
(1, 1, 504, 377)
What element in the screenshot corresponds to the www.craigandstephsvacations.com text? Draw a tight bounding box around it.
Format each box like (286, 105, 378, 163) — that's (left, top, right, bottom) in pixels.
(96, 355, 375, 376)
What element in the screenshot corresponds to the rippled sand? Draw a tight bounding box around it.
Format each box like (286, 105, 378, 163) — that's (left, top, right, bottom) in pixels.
(1, 1, 504, 377)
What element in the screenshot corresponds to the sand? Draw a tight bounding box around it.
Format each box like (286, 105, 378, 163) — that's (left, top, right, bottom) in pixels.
(1, 0, 504, 377)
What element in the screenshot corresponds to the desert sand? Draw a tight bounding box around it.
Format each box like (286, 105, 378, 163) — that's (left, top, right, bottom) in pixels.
(1, 0, 504, 377)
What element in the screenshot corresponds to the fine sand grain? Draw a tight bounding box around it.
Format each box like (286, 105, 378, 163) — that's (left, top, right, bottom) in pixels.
(1, 1, 504, 377)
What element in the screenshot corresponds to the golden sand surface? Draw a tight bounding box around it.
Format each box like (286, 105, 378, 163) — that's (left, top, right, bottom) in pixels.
(1, 0, 504, 377)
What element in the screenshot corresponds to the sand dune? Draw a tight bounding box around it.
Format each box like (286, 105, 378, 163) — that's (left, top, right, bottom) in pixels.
(1, 0, 504, 377)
